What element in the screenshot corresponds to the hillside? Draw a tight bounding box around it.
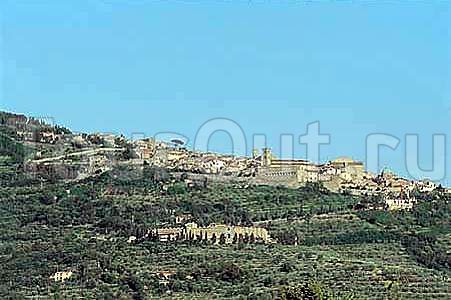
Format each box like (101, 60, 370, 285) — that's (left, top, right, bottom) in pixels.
(0, 152, 449, 299)
(0, 111, 449, 299)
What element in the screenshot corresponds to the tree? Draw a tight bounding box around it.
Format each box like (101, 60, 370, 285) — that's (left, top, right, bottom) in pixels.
(249, 233, 256, 244)
(279, 281, 350, 300)
(220, 263, 242, 283)
(219, 233, 226, 245)
(233, 233, 238, 244)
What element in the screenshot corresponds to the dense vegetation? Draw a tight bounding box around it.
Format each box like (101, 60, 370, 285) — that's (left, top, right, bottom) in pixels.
(0, 130, 28, 163)
(0, 158, 449, 299)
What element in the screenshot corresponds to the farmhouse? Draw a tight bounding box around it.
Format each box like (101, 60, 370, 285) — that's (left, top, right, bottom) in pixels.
(50, 271, 73, 283)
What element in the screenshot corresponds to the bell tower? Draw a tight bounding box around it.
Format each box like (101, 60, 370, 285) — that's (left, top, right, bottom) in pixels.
(262, 148, 272, 167)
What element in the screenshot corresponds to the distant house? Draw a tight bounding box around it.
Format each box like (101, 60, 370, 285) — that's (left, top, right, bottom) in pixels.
(50, 271, 73, 283)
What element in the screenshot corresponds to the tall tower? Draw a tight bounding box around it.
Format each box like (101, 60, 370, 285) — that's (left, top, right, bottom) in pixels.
(262, 148, 272, 167)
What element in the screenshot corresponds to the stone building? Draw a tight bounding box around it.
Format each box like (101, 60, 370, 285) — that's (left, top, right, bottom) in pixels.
(133, 139, 156, 160)
(184, 222, 272, 244)
(329, 157, 365, 180)
(152, 227, 184, 242)
(385, 189, 417, 210)
(256, 148, 307, 181)
(255, 148, 321, 185)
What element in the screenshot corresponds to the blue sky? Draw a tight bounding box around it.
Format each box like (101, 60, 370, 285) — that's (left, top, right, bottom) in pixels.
(0, 1, 450, 184)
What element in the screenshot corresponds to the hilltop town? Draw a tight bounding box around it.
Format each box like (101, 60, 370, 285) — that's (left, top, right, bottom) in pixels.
(3, 1, 451, 298)
(1, 111, 445, 211)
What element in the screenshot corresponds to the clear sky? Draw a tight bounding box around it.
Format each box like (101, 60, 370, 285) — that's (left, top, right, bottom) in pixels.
(0, 1, 450, 184)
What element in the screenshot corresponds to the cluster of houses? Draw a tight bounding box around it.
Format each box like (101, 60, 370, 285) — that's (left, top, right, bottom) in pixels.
(250, 148, 446, 210)
(24, 129, 444, 210)
(338, 168, 439, 210)
(5, 110, 444, 210)
(142, 145, 258, 176)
